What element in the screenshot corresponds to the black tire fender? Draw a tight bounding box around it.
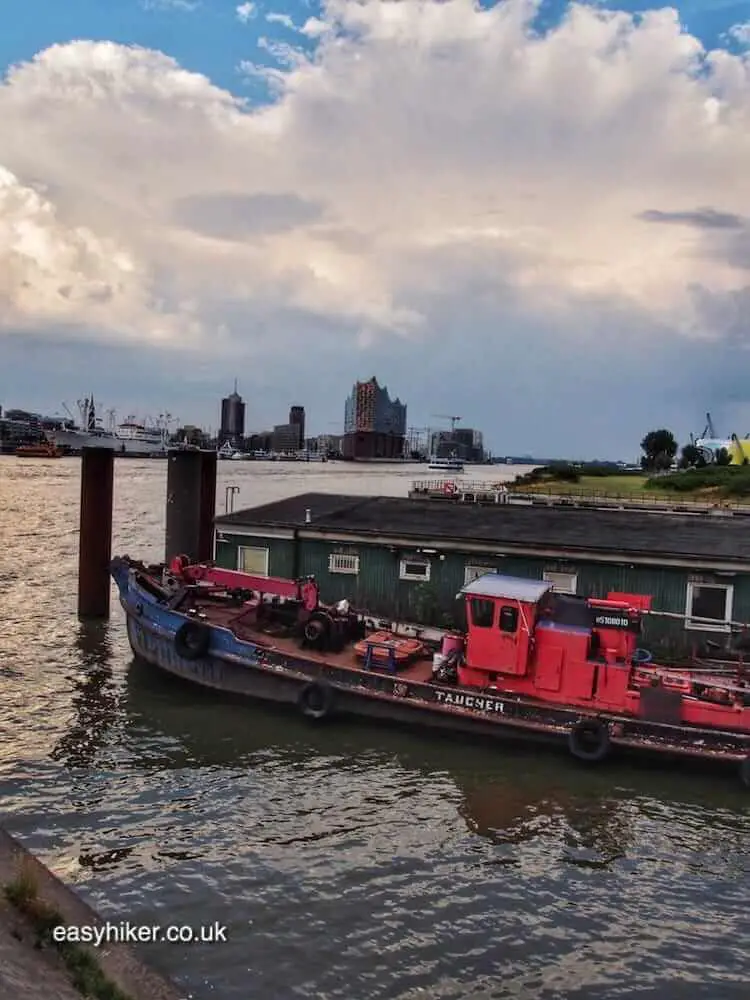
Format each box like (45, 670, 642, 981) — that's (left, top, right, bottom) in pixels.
(174, 620, 211, 661)
(568, 717, 611, 763)
(298, 680, 336, 721)
(739, 755, 750, 790)
(303, 611, 330, 650)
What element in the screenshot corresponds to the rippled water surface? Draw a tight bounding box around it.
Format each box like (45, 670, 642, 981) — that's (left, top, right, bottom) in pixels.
(1, 457, 748, 999)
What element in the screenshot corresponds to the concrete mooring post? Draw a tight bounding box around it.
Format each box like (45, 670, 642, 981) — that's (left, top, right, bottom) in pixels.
(78, 447, 115, 619)
(165, 449, 218, 565)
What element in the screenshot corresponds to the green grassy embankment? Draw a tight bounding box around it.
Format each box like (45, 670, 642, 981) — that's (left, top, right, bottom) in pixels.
(512, 463, 750, 502)
(4, 862, 133, 1000)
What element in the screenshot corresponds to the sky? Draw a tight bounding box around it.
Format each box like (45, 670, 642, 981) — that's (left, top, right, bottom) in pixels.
(1, 0, 750, 458)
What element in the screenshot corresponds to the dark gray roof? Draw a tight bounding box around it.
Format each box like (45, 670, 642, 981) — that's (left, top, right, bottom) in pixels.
(214, 492, 750, 564)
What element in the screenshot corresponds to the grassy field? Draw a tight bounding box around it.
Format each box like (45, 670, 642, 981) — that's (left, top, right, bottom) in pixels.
(516, 474, 652, 495)
(513, 466, 750, 502)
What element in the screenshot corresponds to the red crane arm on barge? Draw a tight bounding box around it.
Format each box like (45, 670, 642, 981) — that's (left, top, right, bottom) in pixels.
(168, 556, 320, 611)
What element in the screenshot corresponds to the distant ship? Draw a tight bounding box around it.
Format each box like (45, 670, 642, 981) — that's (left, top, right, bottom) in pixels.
(16, 441, 62, 458)
(428, 455, 465, 473)
(692, 412, 750, 466)
(217, 442, 253, 461)
(50, 396, 171, 457)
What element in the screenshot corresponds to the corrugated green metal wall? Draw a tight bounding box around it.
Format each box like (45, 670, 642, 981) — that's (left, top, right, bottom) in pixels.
(215, 534, 296, 578)
(216, 531, 750, 654)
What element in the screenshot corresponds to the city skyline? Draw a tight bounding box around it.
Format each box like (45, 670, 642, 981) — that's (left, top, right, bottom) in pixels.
(2, 2, 750, 459)
(2, 372, 746, 462)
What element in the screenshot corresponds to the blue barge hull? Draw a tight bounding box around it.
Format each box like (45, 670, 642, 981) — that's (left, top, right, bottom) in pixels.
(111, 557, 750, 784)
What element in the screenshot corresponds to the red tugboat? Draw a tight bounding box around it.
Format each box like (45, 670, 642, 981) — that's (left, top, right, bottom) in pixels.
(111, 557, 750, 787)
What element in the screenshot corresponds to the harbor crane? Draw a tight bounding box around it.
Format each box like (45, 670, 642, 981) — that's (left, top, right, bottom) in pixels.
(432, 414, 462, 432)
(690, 412, 718, 447)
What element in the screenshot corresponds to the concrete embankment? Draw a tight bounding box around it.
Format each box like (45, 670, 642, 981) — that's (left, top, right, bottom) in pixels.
(0, 828, 184, 1000)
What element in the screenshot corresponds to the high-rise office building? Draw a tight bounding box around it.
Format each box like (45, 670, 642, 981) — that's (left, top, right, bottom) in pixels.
(289, 405, 305, 450)
(219, 381, 245, 445)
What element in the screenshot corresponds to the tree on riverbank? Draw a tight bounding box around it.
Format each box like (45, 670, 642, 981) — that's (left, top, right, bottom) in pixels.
(640, 429, 677, 472)
(679, 443, 705, 469)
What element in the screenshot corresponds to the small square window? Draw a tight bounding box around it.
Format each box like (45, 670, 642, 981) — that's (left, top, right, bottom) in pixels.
(399, 558, 430, 582)
(237, 546, 269, 576)
(464, 564, 498, 585)
(685, 582, 733, 632)
(329, 553, 360, 575)
(543, 571, 577, 594)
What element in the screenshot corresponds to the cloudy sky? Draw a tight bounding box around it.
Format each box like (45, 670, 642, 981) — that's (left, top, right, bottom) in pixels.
(1, 0, 750, 458)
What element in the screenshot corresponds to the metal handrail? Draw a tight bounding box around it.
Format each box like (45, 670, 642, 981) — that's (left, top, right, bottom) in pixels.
(411, 478, 509, 493)
(409, 479, 750, 513)
(511, 488, 749, 511)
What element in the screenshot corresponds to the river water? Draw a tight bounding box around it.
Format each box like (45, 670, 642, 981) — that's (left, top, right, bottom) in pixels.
(0, 457, 748, 1000)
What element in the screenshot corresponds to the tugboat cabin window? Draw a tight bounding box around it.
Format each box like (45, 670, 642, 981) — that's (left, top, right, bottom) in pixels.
(499, 605, 519, 633)
(237, 545, 269, 577)
(470, 598, 495, 628)
(400, 558, 430, 582)
(685, 582, 733, 632)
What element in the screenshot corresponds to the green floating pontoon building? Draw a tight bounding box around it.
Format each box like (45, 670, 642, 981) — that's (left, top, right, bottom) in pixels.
(213, 492, 750, 658)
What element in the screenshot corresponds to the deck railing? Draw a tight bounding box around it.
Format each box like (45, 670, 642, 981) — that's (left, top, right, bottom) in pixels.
(409, 479, 750, 515)
(411, 478, 510, 495)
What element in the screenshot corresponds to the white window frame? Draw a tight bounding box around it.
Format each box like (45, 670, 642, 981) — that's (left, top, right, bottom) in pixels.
(464, 564, 498, 586)
(685, 581, 733, 632)
(236, 545, 269, 577)
(543, 571, 578, 594)
(399, 557, 431, 582)
(329, 552, 360, 575)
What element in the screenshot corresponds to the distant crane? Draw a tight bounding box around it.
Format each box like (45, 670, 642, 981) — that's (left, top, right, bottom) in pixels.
(690, 412, 718, 447)
(432, 414, 462, 432)
(405, 426, 433, 458)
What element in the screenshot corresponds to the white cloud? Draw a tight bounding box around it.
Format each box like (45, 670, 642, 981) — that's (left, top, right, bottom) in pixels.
(299, 17, 328, 38)
(729, 22, 750, 46)
(236, 2, 256, 23)
(1, 0, 750, 407)
(266, 12, 298, 30)
(0, 164, 199, 345)
(142, 0, 200, 11)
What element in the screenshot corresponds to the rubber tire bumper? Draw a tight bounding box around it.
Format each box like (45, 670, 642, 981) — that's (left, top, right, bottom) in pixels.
(174, 620, 211, 661)
(568, 718, 611, 763)
(298, 681, 336, 721)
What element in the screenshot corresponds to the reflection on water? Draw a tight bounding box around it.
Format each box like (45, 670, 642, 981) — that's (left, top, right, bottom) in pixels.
(0, 458, 749, 999)
(51, 623, 119, 772)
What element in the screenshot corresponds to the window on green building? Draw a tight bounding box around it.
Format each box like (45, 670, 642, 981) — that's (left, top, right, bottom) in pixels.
(400, 558, 430, 582)
(237, 545, 269, 576)
(464, 564, 498, 585)
(329, 552, 360, 575)
(543, 570, 577, 594)
(685, 582, 733, 632)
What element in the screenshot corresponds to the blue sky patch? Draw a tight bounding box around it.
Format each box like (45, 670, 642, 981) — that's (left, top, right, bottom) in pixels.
(3, 1, 749, 102)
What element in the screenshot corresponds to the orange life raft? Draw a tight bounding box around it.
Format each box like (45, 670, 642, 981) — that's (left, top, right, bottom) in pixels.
(354, 631, 426, 664)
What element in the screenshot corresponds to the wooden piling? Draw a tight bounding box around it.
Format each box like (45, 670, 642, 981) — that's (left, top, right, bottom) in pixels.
(77, 447, 115, 619)
(165, 449, 217, 565)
